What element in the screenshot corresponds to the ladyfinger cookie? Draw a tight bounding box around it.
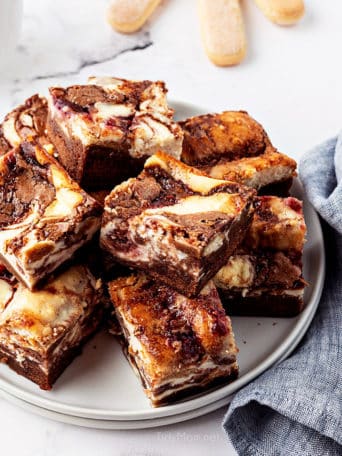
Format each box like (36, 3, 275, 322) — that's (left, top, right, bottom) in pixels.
(198, 0, 246, 66)
(253, 0, 305, 25)
(107, 0, 161, 33)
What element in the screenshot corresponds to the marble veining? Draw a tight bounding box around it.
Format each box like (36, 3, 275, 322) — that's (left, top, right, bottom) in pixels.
(15, 0, 152, 82)
(27, 39, 153, 81)
(0, 0, 154, 117)
(0, 3, 341, 456)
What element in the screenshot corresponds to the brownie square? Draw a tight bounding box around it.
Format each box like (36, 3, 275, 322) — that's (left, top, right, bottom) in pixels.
(47, 77, 183, 190)
(0, 94, 53, 156)
(108, 273, 238, 407)
(101, 151, 255, 297)
(0, 141, 102, 290)
(180, 110, 268, 165)
(244, 196, 306, 251)
(214, 196, 307, 317)
(215, 251, 306, 317)
(179, 111, 297, 195)
(0, 264, 104, 390)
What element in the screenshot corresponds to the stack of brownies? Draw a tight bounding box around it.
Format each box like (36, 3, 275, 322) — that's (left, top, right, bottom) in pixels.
(0, 77, 306, 406)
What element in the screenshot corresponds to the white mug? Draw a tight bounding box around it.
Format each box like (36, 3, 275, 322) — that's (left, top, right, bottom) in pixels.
(0, 0, 23, 65)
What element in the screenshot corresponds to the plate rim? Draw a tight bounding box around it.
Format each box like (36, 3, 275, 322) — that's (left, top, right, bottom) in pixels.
(0, 292, 321, 429)
(0, 296, 321, 430)
(0, 388, 233, 430)
(0, 100, 326, 422)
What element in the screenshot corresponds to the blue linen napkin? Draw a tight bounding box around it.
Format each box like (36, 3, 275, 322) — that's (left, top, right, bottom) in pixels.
(223, 136, 342, 456)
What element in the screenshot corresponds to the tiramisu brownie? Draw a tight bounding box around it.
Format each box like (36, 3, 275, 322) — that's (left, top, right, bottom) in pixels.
(108, 273, 238, 406)
(214, 196, 307, 317)
(0, 264, 104, 390)
(101, 151, 255, 297)
(0, 141, 102, 290)
(243, 196, 306, 251)
(47, 77, 183, 190)
(179, 111, 297, 195)
(0, 95, 52, 155)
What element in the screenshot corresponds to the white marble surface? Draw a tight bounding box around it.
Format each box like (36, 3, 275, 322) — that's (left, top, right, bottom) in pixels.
(0, 0, 341, 455)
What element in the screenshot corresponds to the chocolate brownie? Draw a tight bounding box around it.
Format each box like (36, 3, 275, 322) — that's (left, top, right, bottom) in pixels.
(0, 141, 102, 290)
(0, 264, 104, 390)
(214, 196, 307, 317)
(47, 77, 183, 190)
(244, 196, 306, 251)
(108, 273, 238, 407)
(215, 251, 306, 317)
(101, 151, 255, 297)
(0, 95, 53, 155)
(179, 111, 297, 195)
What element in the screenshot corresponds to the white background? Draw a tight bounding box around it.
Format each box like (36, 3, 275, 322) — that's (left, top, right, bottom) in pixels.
(0, 0, 340, 455)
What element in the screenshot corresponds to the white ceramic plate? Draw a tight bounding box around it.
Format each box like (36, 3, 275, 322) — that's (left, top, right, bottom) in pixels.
(0, 101, 325, 427)
(0, 388, 233, 429)
(0, 303, 321, 431)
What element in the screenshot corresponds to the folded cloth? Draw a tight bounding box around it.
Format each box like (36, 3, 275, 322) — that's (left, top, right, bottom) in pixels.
(223, 136, 342, 456)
